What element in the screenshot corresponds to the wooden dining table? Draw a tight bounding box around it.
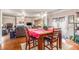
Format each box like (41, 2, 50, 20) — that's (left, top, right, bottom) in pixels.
(28, 28, 62, 50)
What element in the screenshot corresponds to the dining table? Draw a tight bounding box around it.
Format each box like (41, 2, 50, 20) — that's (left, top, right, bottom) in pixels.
(28, 28, 62, 50)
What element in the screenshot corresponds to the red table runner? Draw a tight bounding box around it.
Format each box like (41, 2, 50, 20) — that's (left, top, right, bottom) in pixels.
(28, 28, 53, 38)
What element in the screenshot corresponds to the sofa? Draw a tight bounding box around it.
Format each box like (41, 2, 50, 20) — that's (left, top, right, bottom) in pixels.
(15, 26, 26, 38)
(2, 30, 8, 36)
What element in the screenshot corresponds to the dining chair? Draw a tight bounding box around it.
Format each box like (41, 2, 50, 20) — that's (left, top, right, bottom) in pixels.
(44, 28, 60, 50)
(24, 27, 38, 50)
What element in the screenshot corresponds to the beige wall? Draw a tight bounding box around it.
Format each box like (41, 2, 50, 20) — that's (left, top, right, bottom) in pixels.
(24, 17, 34, 25)
(34, 19, 43, 26)
(16, 17, 24, 24)
(24, 17, 43, 26)
(2, 15, 15, 27)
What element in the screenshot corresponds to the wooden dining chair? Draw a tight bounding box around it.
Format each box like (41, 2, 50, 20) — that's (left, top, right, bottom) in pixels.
(24, 27, 37, 50)
(44, 28, 60, 50)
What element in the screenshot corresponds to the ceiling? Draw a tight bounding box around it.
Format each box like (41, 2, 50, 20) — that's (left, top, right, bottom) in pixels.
(2, 9, 66, 17)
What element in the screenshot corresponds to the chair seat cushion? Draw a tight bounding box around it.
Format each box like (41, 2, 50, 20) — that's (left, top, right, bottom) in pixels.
(44, 36, 58, 42)
(30, 36, 36, 40)
(44, 36, 52, 41)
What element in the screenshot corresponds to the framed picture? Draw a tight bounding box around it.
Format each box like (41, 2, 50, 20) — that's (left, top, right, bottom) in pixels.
(68, 15, 74, 24)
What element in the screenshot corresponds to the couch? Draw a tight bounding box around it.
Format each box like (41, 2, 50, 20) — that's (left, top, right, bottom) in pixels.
(15, 26, 26, 38)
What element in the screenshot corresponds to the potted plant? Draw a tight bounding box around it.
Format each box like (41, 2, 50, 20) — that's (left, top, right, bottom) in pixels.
(43, 24, 48, 30)
(70, 36, 74, 41)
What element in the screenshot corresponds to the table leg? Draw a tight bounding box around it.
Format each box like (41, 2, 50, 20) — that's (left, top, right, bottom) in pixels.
(59, 33, 62, 49)
(38, 36, 45, 50)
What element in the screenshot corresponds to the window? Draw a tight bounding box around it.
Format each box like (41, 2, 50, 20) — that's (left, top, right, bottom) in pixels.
(68, 15, 74, 24)
(52, 18, 59, 28)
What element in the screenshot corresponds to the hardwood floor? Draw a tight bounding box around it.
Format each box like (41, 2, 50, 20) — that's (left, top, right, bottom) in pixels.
(1, 35, 26, 50)
(66, 40, 79, 50)
(1, 35, 79, 50)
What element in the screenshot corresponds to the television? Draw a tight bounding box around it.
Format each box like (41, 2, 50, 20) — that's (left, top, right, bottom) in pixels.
(26, 22, 32, 26)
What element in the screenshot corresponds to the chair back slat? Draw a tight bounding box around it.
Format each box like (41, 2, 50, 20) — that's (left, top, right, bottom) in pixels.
(24, 27, 30, 41)
(53, 28, 61, 39)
